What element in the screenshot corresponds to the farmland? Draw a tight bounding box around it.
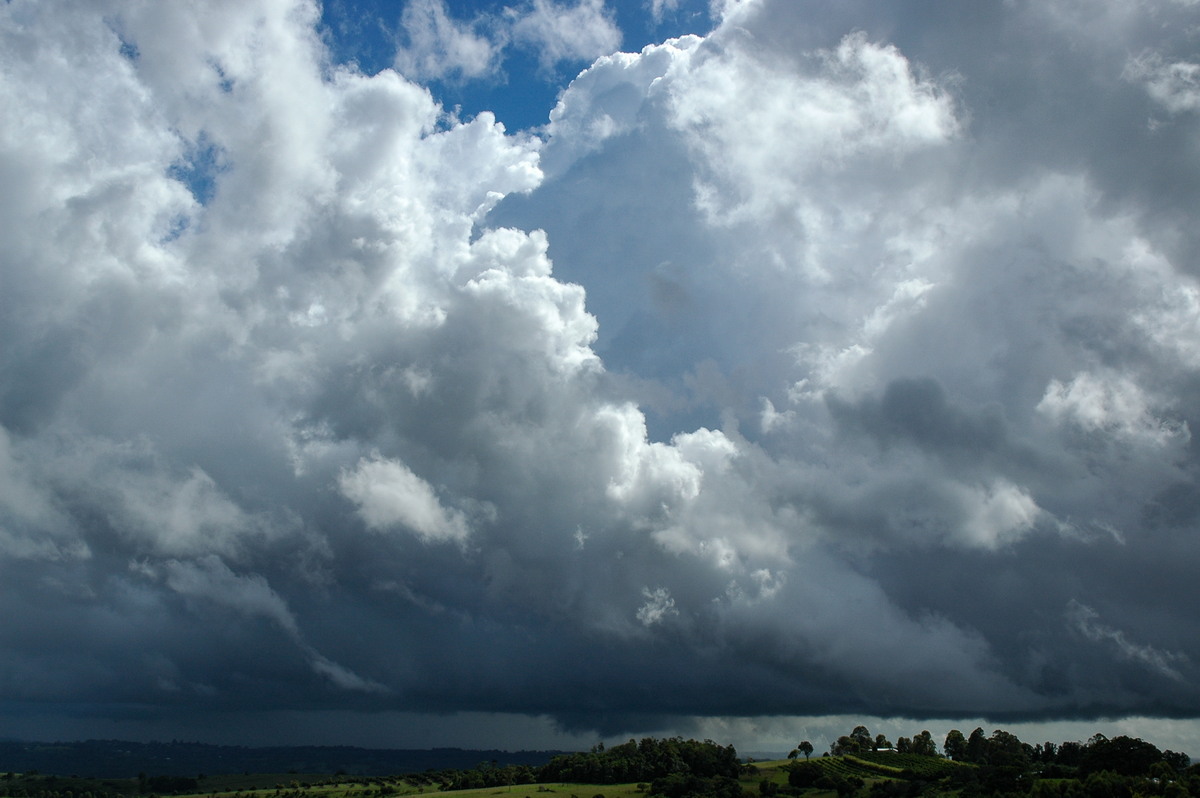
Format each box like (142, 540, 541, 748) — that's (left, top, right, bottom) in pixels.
(2, 726, 1198, 798)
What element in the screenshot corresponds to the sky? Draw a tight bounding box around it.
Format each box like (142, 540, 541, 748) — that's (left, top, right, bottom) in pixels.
(2, 0, 1200, 760)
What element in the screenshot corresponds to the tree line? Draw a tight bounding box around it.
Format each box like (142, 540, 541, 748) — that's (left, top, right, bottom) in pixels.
(436, 737, 741, 795)
(779, 724, 1197, 798)
(788, 724, 1190, 771)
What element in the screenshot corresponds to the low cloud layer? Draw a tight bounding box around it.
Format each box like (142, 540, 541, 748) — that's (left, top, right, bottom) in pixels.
(2, 0, 1200, 745)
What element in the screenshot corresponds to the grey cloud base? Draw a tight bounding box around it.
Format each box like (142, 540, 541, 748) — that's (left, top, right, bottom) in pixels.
(2, 0, 1200, 745)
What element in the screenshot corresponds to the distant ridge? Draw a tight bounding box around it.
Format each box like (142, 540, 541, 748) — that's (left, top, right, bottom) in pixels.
(0, 739, 569, 778)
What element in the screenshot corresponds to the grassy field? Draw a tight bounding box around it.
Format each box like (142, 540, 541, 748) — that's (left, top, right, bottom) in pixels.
(743, 759, 864, 798)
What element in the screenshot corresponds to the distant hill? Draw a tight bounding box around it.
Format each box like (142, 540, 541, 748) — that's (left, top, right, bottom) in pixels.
(0, 739, 568, 778)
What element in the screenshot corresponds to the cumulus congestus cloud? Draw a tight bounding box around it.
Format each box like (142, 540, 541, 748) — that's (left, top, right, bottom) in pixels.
(2, 0, 1200, 743)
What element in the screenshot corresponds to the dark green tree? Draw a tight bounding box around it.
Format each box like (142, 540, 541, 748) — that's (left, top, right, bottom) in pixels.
(1163, 751, 1190, 772)
(911, 731, 938, 757)
(851, 727, 874, 751)
(1081, 735, 1168, 777)
(944, 730, 967, 761)
(988, 730, 1031, 769)
(1082, 769, 1132, 798)
(830, 736, 855, 756)
(1058, 741, 1084, 767)
(788, 762, 823, 789)
(540, 738, 739, 785)
(965, 728, 989, 764)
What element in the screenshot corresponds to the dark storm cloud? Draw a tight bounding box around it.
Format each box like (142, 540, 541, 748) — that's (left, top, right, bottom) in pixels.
(2, 0, 1200, 748)
(827, 378, 1009, 460)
